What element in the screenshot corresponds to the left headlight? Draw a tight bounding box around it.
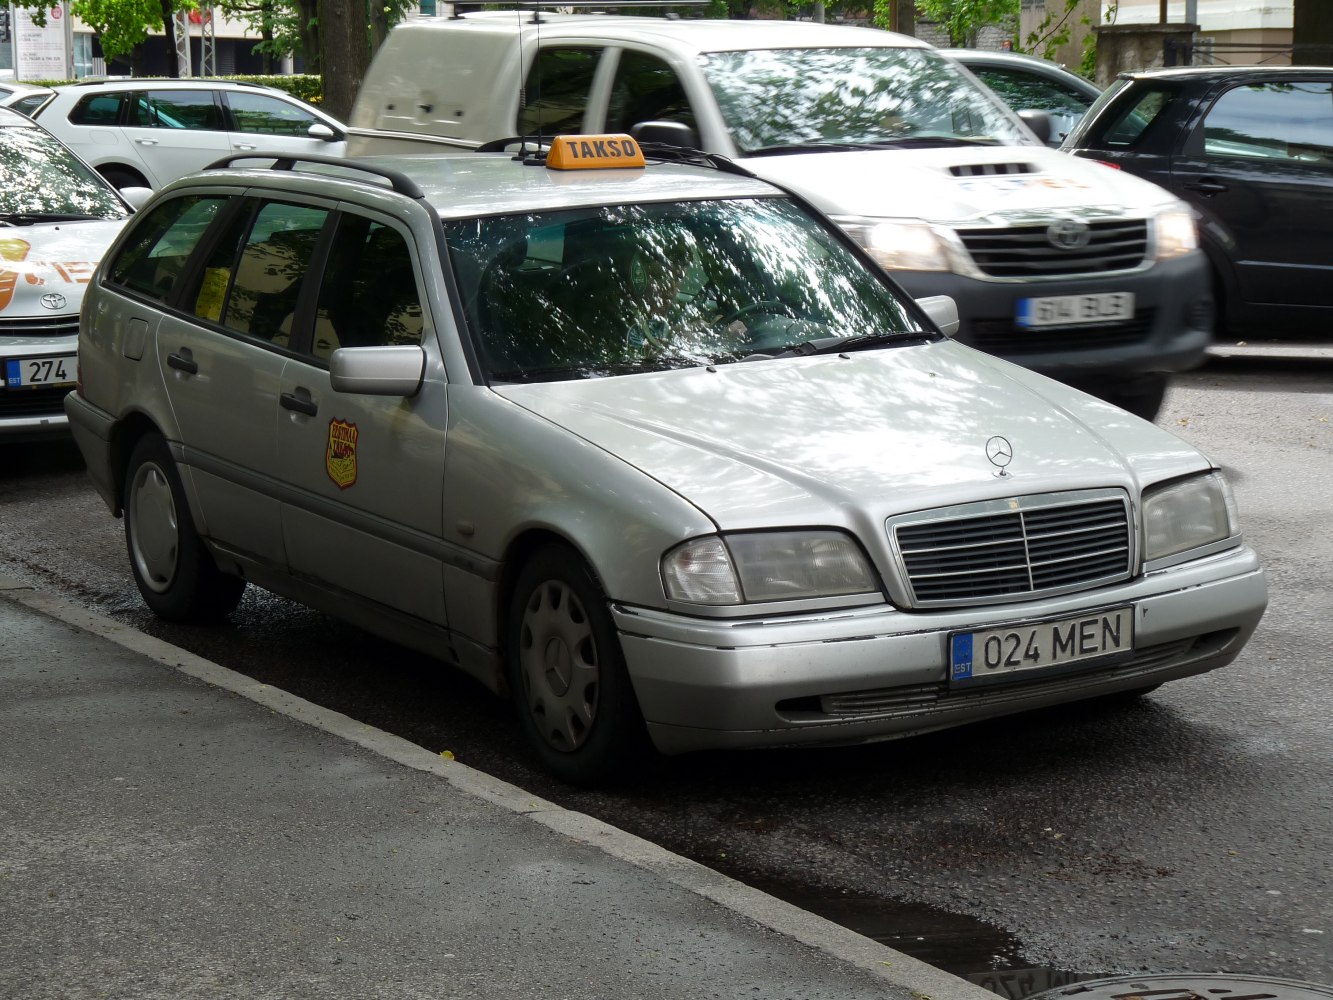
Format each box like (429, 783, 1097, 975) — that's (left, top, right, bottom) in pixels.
(1142, 471, 1238, 562)
(661, 531, 878, 606)
(835, 217, 959, 273)
(1154, 205, 1198, 260)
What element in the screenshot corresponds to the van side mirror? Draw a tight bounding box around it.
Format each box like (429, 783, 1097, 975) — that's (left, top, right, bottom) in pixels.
(630, 120, 701, 150)
(1017, 109, 1053, 145)
(330, 345, 425, 396)
(915, 295, 960, 337)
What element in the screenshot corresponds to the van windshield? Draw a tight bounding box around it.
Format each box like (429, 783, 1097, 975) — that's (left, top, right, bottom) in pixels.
(700, 47, 1032, 154)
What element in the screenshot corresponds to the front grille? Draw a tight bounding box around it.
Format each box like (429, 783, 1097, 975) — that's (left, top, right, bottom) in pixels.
(0, 315, 80, 338)
(971, 308, 1156, 355)
(892, 493, 1132, 606)
(0, 384, 73, 419)
(956, 219, 1150, 278)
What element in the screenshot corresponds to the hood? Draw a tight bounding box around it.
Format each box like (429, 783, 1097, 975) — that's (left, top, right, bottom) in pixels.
(738, 145, 1178, 222)
(495, 342, 1208, 529)
(0, 219, 127, 320)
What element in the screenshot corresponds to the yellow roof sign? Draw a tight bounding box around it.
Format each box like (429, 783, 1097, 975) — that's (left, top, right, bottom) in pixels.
(546, 134, 647, 171)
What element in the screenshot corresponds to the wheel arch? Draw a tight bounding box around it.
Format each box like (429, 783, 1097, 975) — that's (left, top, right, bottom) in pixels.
(108, 411, 166, 516)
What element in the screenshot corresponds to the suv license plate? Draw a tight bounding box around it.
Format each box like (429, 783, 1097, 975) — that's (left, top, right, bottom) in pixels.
(5, 354, 77, 390)
(1016, 292, 1134, 328)
(950, 606, 1134, 684)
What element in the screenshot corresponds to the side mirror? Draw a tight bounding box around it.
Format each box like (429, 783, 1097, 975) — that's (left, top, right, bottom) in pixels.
(308, 122, 341, 142)
(118, 186, 155, 211)
(630, 120, 701, 150)
(1017, 109, 1054, 145)
(915, 295, 960, 337)
(330, 345, 425, 396)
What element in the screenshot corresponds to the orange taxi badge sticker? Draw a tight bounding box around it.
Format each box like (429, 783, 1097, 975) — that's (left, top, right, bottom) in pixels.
(0, 237, 32, 312)
(546, 134, 646, 171)
(326, 418, 359, 489)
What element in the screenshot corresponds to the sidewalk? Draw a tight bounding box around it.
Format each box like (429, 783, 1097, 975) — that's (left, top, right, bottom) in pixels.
(0, 577, 994, 1000)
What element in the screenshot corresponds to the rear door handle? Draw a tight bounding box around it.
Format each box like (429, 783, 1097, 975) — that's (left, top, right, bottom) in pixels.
(1184, 177, 1228, 195)
(167, 350, 198, 375)
(280, 389, 318, 416)
(234, 143, 258, 150)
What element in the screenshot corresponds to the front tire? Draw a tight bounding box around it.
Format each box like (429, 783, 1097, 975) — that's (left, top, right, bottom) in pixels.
(123, 433, 245, 623)
(506, 544, 650, 785)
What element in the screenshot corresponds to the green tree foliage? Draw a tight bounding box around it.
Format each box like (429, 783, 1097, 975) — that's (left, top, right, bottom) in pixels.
(916, 0, 1018, 47)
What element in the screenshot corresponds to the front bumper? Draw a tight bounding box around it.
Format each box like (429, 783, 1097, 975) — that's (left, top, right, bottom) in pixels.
(893, 253, 1213, 378)
(615, 544, 1266, 755)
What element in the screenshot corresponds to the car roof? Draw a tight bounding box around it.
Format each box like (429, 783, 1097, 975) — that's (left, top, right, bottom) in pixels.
(390, 12, 930, 55)
(189, 148, 782, 221)
(1117, 64, 1333, 82)
(940, 48, 1101, 96)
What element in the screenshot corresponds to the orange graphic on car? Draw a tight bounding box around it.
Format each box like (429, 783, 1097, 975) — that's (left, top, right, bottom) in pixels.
(0, 237, 32, 312)
(326, 418, 359, 489)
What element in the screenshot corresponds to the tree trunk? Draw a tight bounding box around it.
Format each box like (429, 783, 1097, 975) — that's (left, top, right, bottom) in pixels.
(1293, 0, 1333, 66)
(318, 0, 367, 120)
(299, 0, 321, 74)
(896, 0, 915, 37)
(159, 0, 180, 76)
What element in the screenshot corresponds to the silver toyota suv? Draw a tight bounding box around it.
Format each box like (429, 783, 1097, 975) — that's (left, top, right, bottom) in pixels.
(66, 140, 1266, 784)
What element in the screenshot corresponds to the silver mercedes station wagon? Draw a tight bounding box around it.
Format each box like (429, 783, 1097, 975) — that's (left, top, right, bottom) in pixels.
(66, 137, 1268, 783)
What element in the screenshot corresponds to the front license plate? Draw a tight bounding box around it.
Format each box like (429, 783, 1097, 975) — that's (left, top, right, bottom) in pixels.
(1016, 292, 1134, 328)
(5, 354, 76, 390)
(950, 606, 1134, 684)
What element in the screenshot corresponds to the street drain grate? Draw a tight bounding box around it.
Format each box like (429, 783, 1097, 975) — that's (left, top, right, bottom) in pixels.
(1030, 973, 1333, 1000)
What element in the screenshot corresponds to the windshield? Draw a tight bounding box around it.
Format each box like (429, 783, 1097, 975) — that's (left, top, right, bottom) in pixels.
(0, 127, 127, 221)
(446, 197, 929, 383)
(700, 47, 1033, 153)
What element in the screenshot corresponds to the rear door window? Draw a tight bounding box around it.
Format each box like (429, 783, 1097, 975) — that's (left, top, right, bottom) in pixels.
(519, 46, 602, 135)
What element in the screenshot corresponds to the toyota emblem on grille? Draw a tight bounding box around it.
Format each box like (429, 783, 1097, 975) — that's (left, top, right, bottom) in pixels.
(1047, 219, 1091, 251)
(39, 293, 68, 310)
(985, 435, 1013, 477)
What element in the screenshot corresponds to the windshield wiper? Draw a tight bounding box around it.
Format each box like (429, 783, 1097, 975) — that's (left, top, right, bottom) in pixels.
(0, 212, 109, 225)
(746, 141, 893, 156)
(749, 332, 933, 360)
(864, 136, 1003, 149)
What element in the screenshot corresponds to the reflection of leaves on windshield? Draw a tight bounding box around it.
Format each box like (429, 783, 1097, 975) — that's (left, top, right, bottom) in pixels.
(0, 129, 126, 220)
(700, 48, 1025, 152)
(447, 198, 925, 383)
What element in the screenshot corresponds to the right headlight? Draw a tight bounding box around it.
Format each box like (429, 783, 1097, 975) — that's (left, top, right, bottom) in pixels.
(835, 217, 957, 273)
(661, 531, 878, 606)
(1142, 471, 1239, 562)
(1153, 205, 1199, 260)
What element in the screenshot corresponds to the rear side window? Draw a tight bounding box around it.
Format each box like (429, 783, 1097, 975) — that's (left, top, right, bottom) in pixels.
(224, 91, 319, 137)
(69, 92, 126, 126)
(194, 200, 330, 346)
(129, 90, 224, 131)
(107, 195, 228, 301)
(1201, 81, 1333, 163)
(519, 47, 601, 135)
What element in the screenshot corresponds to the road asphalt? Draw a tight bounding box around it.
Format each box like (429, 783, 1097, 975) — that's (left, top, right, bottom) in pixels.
(0, 574, 997, 1000)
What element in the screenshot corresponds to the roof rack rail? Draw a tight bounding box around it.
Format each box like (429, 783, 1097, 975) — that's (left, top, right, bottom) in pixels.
(203, 152, 426, 199)
(453, 0, 708, 22)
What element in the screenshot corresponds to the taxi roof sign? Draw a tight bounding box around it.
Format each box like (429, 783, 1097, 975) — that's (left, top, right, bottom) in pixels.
(546, 134, 647, 171)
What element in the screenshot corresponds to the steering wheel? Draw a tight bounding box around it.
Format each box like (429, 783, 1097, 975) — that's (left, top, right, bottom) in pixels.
(718, 299, 796, 326)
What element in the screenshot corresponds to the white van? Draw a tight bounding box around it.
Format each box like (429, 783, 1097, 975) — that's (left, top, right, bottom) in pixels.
(347, 14, 1214, 418)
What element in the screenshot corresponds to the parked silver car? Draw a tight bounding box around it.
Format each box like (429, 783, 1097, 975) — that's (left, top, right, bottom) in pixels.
(66, 138, 1267, 783)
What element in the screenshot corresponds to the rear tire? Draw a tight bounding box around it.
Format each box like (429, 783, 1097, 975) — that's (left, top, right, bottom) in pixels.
(506, 543, 650, 785)
(123, 433, 245, 623)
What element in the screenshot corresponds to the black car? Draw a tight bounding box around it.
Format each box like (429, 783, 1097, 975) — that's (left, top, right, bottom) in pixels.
(1062, 66, 1333, 338)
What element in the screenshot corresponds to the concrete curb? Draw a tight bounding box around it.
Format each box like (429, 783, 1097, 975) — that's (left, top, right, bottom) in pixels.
(0, 573, 996, 1000)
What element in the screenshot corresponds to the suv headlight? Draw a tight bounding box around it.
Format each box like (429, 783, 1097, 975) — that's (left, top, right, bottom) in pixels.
(836, 218, 956, 273)
(1154, 206, 1198, 260)
(662, 531, 878, 605)
(1142, 471, 1238, 561)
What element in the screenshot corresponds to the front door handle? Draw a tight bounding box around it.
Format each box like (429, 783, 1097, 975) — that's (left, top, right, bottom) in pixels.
(280, 388, 318, 416)
(167, 350, 198, 375)
(135, 138, 159, 146)
(1184, 177, 1228, 195)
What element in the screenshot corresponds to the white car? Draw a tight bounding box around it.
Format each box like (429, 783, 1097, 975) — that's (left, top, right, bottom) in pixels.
(66, 138, 1267, 783)
(33, 78, 345, 191)
(0, 107, 147, 440)
(0, 81, 54, 117)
